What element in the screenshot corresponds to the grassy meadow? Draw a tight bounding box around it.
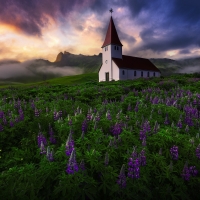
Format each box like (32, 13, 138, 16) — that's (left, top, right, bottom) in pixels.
(0, 72, 200, 200)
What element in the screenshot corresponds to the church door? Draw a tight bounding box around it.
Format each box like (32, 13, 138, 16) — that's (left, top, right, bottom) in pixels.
(105, 72, 109, 81)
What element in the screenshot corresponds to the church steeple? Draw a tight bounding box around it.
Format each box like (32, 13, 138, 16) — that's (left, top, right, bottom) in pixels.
(101, 14, 123, 48)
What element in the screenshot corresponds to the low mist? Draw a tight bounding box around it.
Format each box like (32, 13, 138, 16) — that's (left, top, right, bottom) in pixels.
(0, 59, 84, 82)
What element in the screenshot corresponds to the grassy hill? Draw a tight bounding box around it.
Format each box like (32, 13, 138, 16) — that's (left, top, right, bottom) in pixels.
(0, 52, 200, 86)
(0, 73, 99, 89)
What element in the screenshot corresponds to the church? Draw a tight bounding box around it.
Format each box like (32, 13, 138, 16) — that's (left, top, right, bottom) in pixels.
(98, 9, 161, 82)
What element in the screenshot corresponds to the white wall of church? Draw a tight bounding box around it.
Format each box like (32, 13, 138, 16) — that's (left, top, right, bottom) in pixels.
(110, 45, 122, 59)
(99, 62, 119, 82)
(118, 69, 160, 80)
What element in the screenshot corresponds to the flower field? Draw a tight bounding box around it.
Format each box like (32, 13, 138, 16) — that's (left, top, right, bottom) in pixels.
(0, 74, 200, 200)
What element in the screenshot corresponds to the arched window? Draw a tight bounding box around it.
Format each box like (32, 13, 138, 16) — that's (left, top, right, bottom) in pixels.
(117, 46, 118, 50)
(147, 72, 149, 77)
(114, 46, 116, 50)
(134, 71, 136, 76)
(122, 70, 125, 75)
(153, 72, 155, 77)
(141, 71, 143, 77)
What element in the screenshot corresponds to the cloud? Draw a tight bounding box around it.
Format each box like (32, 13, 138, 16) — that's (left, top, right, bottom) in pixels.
(179, 49, 191, 54)
(0, 0, 200, 63)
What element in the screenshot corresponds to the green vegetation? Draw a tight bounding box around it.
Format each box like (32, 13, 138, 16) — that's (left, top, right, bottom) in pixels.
(0, 72, 200, 199)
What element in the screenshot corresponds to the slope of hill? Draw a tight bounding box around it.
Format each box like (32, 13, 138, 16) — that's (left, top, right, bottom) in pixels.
(0, 52, 200, 84)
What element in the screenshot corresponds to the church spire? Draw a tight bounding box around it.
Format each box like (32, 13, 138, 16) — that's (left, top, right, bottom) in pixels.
(101, 9, 123, 48)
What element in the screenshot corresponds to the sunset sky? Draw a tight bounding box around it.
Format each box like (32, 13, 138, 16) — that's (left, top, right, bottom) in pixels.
(0, 0, 200, 62)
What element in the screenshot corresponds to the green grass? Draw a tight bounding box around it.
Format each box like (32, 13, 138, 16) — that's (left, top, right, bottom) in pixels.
(0, 73, 99, 89)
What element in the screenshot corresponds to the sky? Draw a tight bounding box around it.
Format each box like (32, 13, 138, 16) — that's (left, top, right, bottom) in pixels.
(0, 0, 200, 63)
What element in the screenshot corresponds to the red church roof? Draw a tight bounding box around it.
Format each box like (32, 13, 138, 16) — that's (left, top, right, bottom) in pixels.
(112, 55, 161, 73)
(101, 16, 123, 48)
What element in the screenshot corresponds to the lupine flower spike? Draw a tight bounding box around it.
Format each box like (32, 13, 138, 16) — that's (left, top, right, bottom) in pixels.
(117, 164, 126, 189)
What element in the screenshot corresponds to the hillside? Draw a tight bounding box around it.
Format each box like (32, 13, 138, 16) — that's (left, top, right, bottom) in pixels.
(0, 52, 200, 84)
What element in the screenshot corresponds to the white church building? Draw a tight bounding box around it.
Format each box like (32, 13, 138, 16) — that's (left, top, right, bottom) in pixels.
(98, 12, 161, 82)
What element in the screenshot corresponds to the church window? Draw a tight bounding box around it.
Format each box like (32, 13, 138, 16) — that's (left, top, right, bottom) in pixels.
(153, 72, 155, 77)
(117, 46, 119, 50)
(122, 70, 125, 75)
(141, 71, 143, 77)
(147, 72, 149, 77)
(114, 46, 116, 50)
(134, 71, 136, 76)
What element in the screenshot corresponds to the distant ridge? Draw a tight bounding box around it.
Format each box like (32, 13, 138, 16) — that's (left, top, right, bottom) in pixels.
(0, 53, 200, 84)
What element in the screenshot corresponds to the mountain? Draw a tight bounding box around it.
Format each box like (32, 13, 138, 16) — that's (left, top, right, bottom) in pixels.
(54, 51, 102, 73)
(0, 53, 200, 84)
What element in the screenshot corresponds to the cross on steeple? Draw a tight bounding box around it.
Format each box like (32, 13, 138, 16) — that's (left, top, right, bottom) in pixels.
(109, 8, 113, 15)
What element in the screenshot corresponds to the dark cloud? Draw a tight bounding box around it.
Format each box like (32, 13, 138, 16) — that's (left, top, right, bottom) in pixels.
(123, 0, 200, 54)
(1, 0, 200, 58)
(179, 49, 191, 54)
(138, 26, 199, 52)
(0, 0, 108, 37)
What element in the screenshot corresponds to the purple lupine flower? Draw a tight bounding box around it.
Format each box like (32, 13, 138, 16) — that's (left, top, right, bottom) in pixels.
(93, 108, 97, 113)
(81, 131, 85, 140)
(142, 138, 146, 146)
(86, 112, 92, 121)
(105, 152, 109, 166)
(127, 104, 131, 111)
(82, 120, 88, 133)
(37, 132, 47, 148)
(31, 102, 35, 110)
(19, 114, 24, 121)
(49, 131, 56, 144)
(40, 141, 47, 154)
(139, 129, 146, 141)
(181, 162, 191, 181)
(189, 166, 198, 177)
(111, 123, 122, 137)
(106, 111, 112, 120)
(164, 115, 170, 125)
(177, 119, 182, 129)
(0, 111, 4, 118)
(95, 113, 100, 121)
(170, 145, 178, 160)
(59, 110, 62, 118)
(134, 105, 138, 112)
(46, 146, 54, 162)
(139, 149, 146, 166)
(127, 157, 140, 179)
(131, 147, 138, 160)
(117, 164, 126, 189)
(66, 149, 79, 174)
(68, 118, 72, 126)
(195, 144, 200, 159)
(65, 132, 74, 156)
(10, 121, 14, 127)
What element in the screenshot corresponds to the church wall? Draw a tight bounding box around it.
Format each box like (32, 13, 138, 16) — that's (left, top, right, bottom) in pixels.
(110, 45, 122, 59)
(119, 68, 161, 80)
(111, 62, 120, 81)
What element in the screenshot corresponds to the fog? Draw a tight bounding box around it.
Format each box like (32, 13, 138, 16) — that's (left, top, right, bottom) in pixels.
(174, 66, 200, 74)
(0, 59, 84, 80)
